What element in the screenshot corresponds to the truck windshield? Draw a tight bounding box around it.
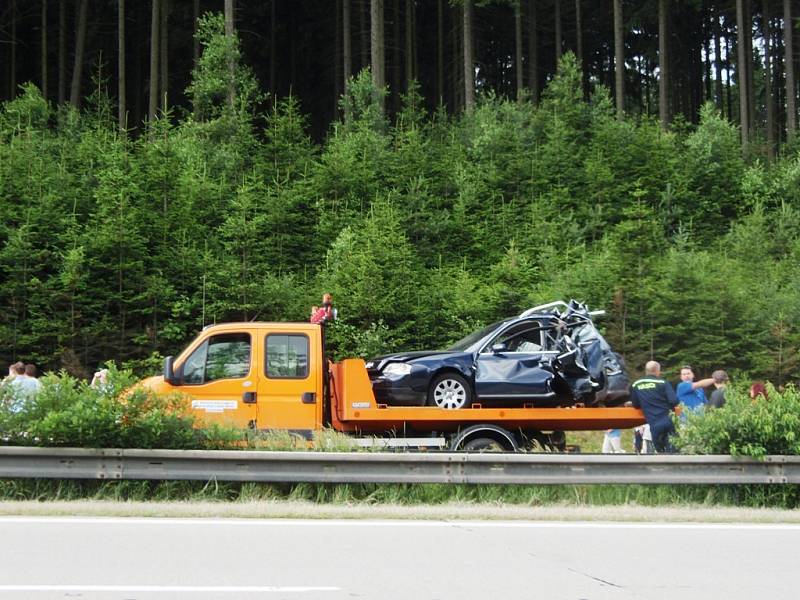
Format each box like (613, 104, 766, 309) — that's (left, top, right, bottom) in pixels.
(447, 320, 509, 352)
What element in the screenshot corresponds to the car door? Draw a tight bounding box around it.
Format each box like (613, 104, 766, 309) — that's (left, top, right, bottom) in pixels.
(256, 331, 320, 433)
(474, 320, 555, 402)
(176, 331, 258, 428)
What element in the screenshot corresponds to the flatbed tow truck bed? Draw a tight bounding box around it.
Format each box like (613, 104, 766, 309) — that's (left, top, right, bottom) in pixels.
(329, 359, 645, 434)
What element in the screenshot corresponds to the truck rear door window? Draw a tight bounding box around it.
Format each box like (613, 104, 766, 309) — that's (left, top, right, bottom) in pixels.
(182, 333, 251, 384)
(265, 334, 309, 379)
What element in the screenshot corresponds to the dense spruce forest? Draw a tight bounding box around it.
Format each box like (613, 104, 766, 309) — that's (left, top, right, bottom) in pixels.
(1, 1, 799, 388)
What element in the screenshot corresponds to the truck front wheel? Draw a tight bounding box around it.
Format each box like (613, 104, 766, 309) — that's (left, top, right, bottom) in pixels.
(427, 373, 472, 409)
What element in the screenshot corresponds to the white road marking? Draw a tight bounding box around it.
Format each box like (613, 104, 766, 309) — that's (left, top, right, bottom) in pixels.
(0, 586, 339, 593)
(0, 516, 799, 531)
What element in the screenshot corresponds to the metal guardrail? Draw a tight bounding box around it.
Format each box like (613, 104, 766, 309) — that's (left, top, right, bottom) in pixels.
(0, 447, 799, 484)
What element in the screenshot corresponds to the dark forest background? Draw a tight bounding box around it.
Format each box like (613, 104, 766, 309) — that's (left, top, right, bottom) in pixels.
(1, 0, 799, 387)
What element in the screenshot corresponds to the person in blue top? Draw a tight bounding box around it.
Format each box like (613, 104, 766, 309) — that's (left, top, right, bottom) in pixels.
(675, 365, 715, 412)
(628, 360, 679, 453)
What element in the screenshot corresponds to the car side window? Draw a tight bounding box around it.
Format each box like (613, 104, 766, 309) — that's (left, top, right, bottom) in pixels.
(490, 321, 543, 353)
(182, 333, 251, 384)
(265, 334, 309, 379)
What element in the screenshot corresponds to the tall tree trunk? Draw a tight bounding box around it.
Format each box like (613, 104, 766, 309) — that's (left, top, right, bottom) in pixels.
(392, 0, 400, 111)
(69, 0, 88, 108)
(515, 3, 523, 100)
(360, 0, 368, 71)
(528, 0, 538, 104)
(225, 0, 235, 108)
(343, 0, 352, 86)
(554, 0, 562, 63)
(725, 29, 733, 119)
(736, 0, 749, 148)
(773, 23, 783, 144)
(453, 2, 461, 111)
(343, 0, 352, 121)
(371, 0, 385, 113)
(193, 0, 200, 66)
(764, 0, 774, 157)
(463, 0, 474, 111)
(10, 0, 17, 98)
(134, 10, 142, 128)
(703, 9, 711, 102)
(270, 0, 276, 96)
(290, 10, 296, 91)
(405, 0, 414, 87)
(785, 0, 797, 141)
(613, 0, 624, 119)
(714, 6, 723, 113)
(437, 0, 444, 104)
(58, 0, 66, 104)
(575, 0, 585, 97)
(336, 0, 343, 112)
(745, 0, 755, 136)
(658, 0, 669, 127)
(41, 0, 48, 100)
(118, 0, 126, 131)
(160, 0, 169, 109)
(148, 0, 160, 122)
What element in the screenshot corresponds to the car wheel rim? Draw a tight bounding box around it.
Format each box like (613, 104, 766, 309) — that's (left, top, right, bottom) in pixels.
(433, 379, 467, 409)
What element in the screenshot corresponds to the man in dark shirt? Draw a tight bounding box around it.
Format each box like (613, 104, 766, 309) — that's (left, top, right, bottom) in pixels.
(708, 370, 729, 409)
(628, 360, 679, 453)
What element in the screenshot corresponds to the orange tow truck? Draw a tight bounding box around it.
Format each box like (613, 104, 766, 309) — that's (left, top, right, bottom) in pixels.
(143, 321, 645, 451)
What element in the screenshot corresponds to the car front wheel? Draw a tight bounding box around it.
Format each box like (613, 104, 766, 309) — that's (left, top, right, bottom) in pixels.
(428, 373, 472, 409)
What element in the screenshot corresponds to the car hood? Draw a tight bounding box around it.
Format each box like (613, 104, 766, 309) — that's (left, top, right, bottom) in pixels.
(366, 351, 462, 371)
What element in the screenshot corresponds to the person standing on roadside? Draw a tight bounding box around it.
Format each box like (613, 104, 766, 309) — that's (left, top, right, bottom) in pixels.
(23, 364, 42, 395)
(675, 365, 715, 413)
(749, 381, 768, 401)
(3, 364, 18, 385)
(627, 360, 679, 453)
(602, 429, 625, 453)
(708, 370, 729, 409)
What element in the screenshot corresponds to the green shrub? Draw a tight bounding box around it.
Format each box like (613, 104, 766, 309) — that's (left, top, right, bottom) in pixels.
(675, 385, 800, 457)
(0, 364, 236, 449)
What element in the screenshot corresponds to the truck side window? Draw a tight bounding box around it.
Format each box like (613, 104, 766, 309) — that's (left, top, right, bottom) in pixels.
(266, 334, 309, 379)
(182, 333, 251, 384)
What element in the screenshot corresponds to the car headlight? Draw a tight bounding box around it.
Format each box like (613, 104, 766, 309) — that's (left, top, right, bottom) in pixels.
(383, 362, 412, 376)
(365, 361, 375, 369)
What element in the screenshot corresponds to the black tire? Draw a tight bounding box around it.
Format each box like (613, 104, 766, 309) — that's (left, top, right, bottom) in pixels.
(462, 437, 505, 452)
(427, 373, 472, 409)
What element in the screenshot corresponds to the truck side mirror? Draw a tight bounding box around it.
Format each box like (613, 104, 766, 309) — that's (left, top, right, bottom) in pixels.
(491, 343, 507, 354)
(163, 356, 179, 385)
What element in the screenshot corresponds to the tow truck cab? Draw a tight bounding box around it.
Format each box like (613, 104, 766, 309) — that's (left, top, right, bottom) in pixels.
(144, 322, 325, 435)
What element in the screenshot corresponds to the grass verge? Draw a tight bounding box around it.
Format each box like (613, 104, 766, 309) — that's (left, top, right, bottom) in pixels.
(1, 479, 799, 509)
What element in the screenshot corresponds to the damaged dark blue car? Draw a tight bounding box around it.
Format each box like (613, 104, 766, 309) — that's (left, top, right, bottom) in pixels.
(366, 300, 629, 409)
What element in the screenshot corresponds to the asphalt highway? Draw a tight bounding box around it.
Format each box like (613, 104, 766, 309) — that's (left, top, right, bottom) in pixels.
(0, 516, 797, 599)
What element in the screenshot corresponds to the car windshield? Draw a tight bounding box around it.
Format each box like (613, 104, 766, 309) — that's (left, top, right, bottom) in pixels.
(447, 320, 509, 352)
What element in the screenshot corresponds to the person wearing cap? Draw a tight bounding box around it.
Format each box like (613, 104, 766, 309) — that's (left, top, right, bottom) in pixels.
(708, 370, 729, 409)
(675, 365, 715, 412)
(627, 360, 679, 453)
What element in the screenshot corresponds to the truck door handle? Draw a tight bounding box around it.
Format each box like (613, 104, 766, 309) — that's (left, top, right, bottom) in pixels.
(301, 392, 316, 404)
(242, 392, 257, 404)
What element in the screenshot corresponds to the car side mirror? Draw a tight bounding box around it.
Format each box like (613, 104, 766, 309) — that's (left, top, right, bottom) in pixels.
(163, 356, 180, 385)
(491, 343, 508, 354)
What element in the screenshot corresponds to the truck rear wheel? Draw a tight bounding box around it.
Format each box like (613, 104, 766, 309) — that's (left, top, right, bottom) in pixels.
(427, 373, 471, 409)
(462, 437, 505, 452)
